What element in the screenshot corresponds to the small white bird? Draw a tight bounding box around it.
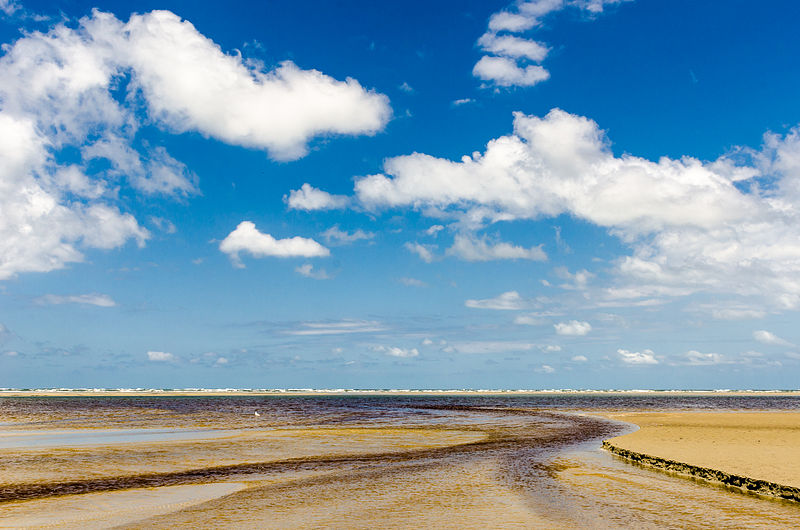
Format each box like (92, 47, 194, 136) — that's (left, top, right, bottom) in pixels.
(254, 411, 260, 417)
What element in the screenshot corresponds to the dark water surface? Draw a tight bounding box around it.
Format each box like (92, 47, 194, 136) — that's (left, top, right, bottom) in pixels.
(3, 393, 800, 427)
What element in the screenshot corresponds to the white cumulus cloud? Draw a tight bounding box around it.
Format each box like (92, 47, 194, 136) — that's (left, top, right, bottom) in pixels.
(477, 33, 550, 62)
(405, 242, 437, 263)
(617, 348, 658, 365)
(147, 350, 174, 362)
(514, 313, 546, 325)
(0, 9, 388, 280)
(354, 108, 800, 311)
(753, 330, 794, 347)
(473, 56, 549, 87)
(684, 350, 726, 366)
(465, 291, 527, 310)
(447, 233, 546, 261)
(295, 263, 331, 280)
(476, 0, 629, 87)
(220, 221, 329, 266)
(321, 225, 374, 245)
(554, 320, 592, 336)
(286, 184, 350, 211)
(374, 345, 419, 358)
(124, 11, 390, 160)
(555, 267, 594, 290)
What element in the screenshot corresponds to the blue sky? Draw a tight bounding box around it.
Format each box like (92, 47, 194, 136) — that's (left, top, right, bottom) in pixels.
(1, 0, 800, 389)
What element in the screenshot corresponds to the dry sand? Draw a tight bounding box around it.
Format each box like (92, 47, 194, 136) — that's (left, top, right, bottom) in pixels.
(604, 411, 800, 489)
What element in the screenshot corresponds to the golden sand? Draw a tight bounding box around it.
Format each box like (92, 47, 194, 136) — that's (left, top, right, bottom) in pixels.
(604, 412, 800, 489)
(4, 403, 799, 528)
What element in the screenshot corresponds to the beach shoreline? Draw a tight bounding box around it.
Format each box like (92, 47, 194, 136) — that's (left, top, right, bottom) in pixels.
(3, 395, 800, 527)
(601, 411, 800, 501)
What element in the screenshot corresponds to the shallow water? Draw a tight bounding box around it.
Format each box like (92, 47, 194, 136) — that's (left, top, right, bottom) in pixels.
(0, 428, 236, 449)
(1, 395, 799, 528)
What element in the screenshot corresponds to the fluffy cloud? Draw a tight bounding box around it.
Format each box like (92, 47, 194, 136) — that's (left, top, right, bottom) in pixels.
(0, 114, 148, 279)
(220, 221, 329, 266)
(477, 33, 549, 62)
(321, 225, 374, 245)
(465, 291, 527, 310)
(147, 350, 174, 362)
(34, 293, 116, 307)
(405, 242, 437, 263)
(355, 108, 800, 310)
(684, 350, 726, 366)
(472, 56, 549, 87)
(753, 330, 794, 347)
(514, 313, 546, 325)
(0, 1, 19, 15)
(0, 9, 388, 280)
(356, 109, 750, 228)
(123, 11, 390, 160)
(488, 11, 538, 33)
(295, 263, 331, 280)
(617, 348, 658, 365)
(426, 224, 445, 236)
(476, 0, 629, 87)
(447, 233, 546, 261)
(375, 346, 419, 358)
(554, 320, 592, 336)
(555, 267, 594, 290)
(286, 184, 350, 211)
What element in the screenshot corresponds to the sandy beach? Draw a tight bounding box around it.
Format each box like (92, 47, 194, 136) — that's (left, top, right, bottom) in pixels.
(0, 396, 614, 528)
(603, 411, 800, 492)
(3, 394, 800, 528)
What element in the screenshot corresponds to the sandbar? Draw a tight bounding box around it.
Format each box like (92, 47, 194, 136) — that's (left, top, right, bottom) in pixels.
(603, 411, 800, 497)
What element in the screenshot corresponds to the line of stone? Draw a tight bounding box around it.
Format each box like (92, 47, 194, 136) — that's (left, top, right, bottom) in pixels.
(602, 441, 800, 503)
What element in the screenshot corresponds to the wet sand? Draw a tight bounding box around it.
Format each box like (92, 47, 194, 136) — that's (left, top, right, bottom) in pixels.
(0, 399, 617, 528)
(3, 396, 800, 528)
(604, 412, 800, 492)
(0, 427, 485, 494)
(0, 483, 248, 529)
